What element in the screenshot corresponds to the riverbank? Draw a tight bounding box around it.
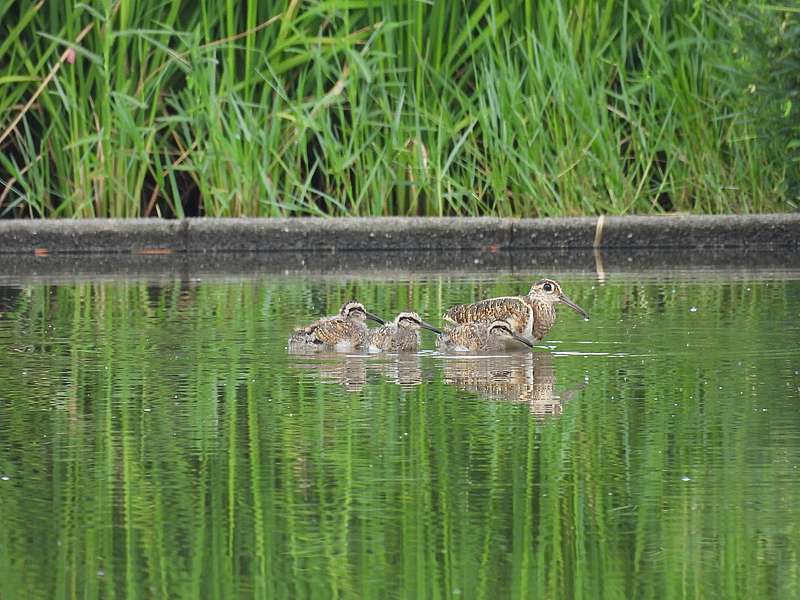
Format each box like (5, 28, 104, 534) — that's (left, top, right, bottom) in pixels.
(0, 215, 798, 255)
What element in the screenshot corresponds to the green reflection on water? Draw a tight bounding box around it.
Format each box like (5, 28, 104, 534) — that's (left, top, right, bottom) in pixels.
(0, 276, 798, 600)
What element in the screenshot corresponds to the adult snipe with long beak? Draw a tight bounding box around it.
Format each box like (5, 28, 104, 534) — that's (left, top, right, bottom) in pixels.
(443, 278, 588, 343)
(288, 300, 385, 352)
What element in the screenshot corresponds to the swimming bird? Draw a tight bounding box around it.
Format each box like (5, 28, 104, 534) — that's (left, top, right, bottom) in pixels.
(442, 278, 588, 343)
(366, 311, 442, 352)
(288, 300, 384, 352)
(437, 320, 535, 352)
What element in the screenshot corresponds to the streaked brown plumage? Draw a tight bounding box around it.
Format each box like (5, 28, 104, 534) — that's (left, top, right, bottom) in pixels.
(366, 311, 442, 352)
(287, 300, 384, 352)
(442, 278, 588, 342)
(437, 320, 534, 352)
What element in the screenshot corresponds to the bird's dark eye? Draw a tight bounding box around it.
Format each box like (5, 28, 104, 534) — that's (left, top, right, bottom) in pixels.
(543, 282, 554, 292)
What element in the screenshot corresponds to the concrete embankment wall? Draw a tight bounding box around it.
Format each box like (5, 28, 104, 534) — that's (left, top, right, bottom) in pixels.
(0, 214, 798, 254)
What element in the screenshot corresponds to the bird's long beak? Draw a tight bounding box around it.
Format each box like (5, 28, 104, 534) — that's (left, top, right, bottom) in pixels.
(511, 333, 535, 348)
(366, 311, 385, 325)
(420, 321, 443, 335)
(559, 293, 589, 320)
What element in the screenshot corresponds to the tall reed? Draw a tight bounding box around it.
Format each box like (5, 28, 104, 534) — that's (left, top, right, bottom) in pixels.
(0, 1, 793, 217)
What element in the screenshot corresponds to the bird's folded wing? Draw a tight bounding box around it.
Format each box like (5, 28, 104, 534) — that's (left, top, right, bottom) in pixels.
(443, 297, 528, 324)
(313, 318, 356, 345)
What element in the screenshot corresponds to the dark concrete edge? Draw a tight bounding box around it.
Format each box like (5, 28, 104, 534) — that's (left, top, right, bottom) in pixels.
(2, 248, 800, 286)
(0, 214, 798, 254)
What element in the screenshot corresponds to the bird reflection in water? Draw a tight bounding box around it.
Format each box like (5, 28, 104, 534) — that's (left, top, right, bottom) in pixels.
(374, 353, 430, 386)
(441, 352, 585, 417)
(288, 351, 429, 391)
(289, 349, 586, 416)
(290, 353, 370, 391)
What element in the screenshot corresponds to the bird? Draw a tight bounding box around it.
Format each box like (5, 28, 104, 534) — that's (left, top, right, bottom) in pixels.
(442, 278, 588, 343)
(436, 320, 535, 352)
(366, 311, 442, 352)
(287, 300, 385, 352)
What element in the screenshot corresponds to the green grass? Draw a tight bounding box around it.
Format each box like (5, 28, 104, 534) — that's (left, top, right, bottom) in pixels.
(0, 1, 796, 217)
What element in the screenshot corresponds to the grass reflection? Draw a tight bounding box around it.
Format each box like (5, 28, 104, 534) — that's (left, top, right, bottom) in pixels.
(0, 277, 798, 599)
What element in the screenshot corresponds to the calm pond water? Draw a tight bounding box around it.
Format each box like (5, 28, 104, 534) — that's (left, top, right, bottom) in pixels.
(1, 270, 799, 599)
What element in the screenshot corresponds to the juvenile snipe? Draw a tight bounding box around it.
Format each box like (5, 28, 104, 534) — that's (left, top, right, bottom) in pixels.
(288, 300, 384, 352)
(366, 311, 442, 352)
(437, 320, 534, 352)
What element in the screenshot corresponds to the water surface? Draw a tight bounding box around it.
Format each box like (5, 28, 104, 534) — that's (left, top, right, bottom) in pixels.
(1, 271, 798, 599)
